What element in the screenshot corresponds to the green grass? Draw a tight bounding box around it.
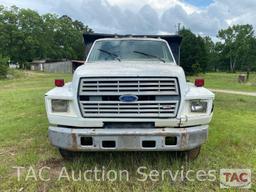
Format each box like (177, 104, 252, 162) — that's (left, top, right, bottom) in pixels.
(0, 71, 255, 191)
(188, 72, 256, 92)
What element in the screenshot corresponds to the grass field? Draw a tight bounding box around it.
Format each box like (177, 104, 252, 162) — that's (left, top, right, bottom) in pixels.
(0, 71, 255, 191)
(188, 72, 256, 92)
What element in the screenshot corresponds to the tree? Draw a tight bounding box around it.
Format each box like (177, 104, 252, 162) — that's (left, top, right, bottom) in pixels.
(203, 36, 220, 71)
(179, 28, 208, 75)
(0, 6, 20, 62)
(17, 8, 44, 63)
(0, 6, 93, 67)
(0, 55, 9, 79)
(217, 24, 255, 72)
(195, 36, 208, 73)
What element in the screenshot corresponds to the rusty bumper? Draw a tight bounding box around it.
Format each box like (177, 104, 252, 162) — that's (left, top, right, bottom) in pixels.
(48, 125, 208, 151)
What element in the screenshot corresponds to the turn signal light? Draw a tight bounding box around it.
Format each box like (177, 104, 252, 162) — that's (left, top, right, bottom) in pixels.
(195, 78, 204, 87)
(55, 79, 64, 87)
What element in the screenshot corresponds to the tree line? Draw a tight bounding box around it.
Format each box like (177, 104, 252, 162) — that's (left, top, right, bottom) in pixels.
(1, 5, 256, 78)
(179, 24, 256, 74)
(0, 5, 93, 78)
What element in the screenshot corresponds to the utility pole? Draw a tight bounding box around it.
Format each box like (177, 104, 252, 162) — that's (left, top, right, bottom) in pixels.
(175, 23, 181, 65)
(176, 23, 181, 34)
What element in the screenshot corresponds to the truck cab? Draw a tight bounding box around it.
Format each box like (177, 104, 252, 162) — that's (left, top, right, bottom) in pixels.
(45, 33, 214, 160)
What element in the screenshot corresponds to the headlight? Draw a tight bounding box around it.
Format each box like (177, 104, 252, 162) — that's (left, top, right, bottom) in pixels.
(51, 99, 69, 112)
(190, 100, 207, 113)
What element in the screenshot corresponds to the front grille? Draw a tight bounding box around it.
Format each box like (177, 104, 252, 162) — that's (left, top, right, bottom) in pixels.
(78, 77, 180, 118)
(79, 77, 179, 95)
(79, 100, 179, 118)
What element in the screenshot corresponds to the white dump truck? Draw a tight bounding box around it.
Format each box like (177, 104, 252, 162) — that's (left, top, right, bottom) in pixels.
(45, 33, 214, 160)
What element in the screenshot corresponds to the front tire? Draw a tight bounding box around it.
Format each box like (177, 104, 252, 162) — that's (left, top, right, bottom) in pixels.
(184, 146, 201, 161)
(59, 148, 80, 160)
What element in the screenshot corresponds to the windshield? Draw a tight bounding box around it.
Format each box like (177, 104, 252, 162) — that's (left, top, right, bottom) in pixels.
(87, 39, 174, 63)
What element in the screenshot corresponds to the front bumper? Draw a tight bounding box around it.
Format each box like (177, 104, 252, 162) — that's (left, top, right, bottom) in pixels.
(48, 125, 208, 151)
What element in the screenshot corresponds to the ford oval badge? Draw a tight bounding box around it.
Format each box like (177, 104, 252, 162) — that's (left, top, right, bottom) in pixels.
(119, 95, 138, 102)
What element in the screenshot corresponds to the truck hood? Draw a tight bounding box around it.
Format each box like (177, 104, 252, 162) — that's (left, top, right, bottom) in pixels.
(75, 61, 185, 77)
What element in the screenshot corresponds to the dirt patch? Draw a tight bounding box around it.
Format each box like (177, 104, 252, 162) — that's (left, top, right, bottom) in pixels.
(38, 158, 65, 177)
(39, 158, 64, 168)
(210, 88, 256, 96)
(0, 147, 17, 156)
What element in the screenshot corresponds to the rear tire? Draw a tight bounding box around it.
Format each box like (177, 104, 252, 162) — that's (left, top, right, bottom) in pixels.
(59, 148, 80, 160)
(184, 146, 201, 161)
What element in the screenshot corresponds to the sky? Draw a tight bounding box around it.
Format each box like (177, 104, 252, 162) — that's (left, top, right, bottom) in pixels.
(0, 0, 256, 37)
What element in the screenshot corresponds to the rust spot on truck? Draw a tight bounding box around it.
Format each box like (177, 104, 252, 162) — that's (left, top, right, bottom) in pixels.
(180, 128, 189, 150)
(69, 129, 79, 151)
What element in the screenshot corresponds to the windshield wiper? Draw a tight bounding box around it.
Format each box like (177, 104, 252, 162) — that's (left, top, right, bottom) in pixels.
(98, 49, 121, 62)
(133, 51, 165, 63)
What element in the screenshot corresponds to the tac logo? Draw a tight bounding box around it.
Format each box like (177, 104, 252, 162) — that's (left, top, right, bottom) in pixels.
(220, 169, 251, 189)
